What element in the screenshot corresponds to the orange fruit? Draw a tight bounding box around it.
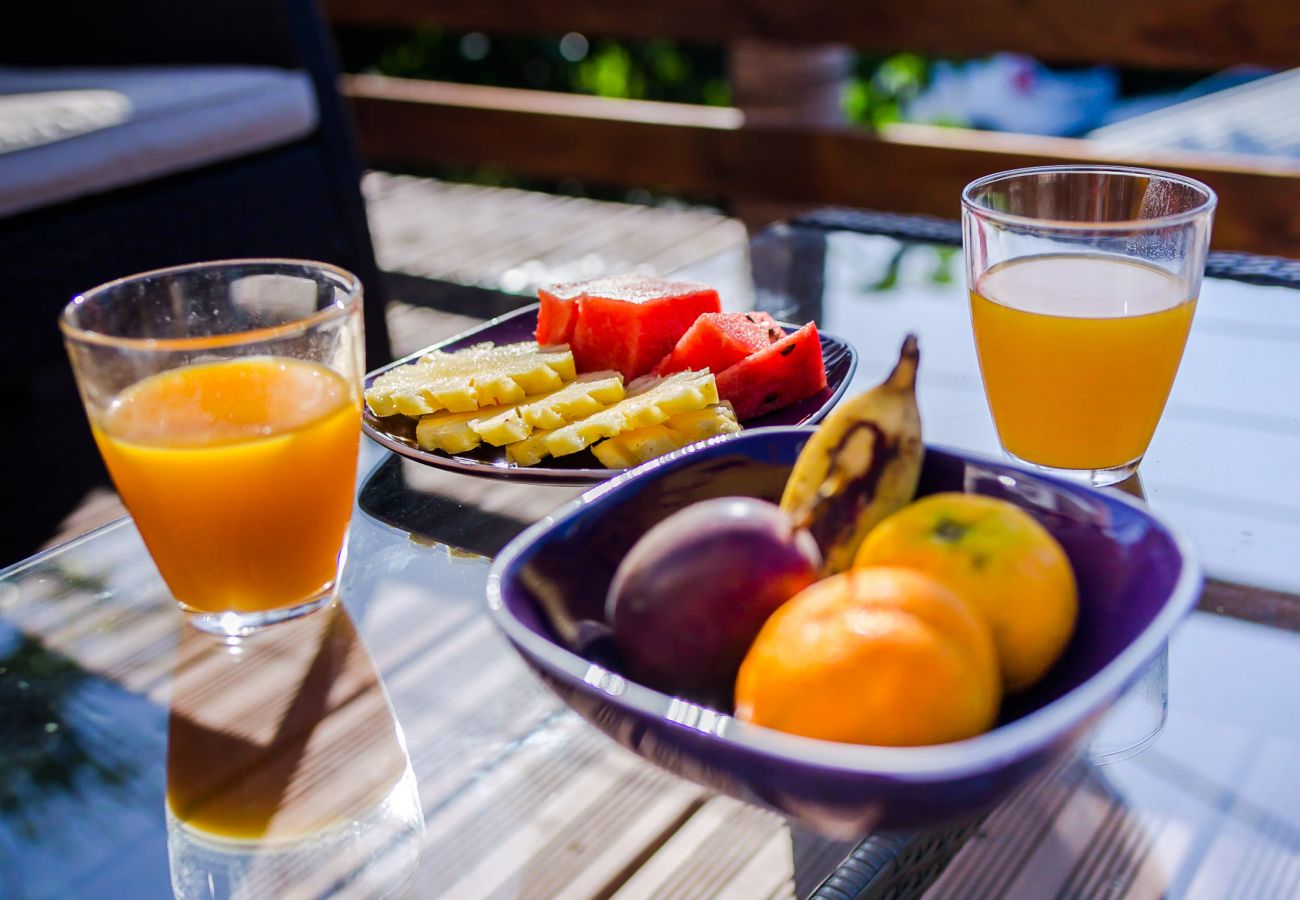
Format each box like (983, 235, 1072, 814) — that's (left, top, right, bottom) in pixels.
(854, 492, 1078, 692)
(734, 567, 1000, 747)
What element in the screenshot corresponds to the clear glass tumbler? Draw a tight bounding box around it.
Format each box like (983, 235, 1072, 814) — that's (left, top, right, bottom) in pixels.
(61, 260, 365, 634)
(962, 166, 1215, 486)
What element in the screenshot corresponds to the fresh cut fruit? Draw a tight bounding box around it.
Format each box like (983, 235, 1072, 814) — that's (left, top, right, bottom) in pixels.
(779, 334, 921, 574)
(735, 567, 1001, 746)
(536, 282, 585, 345)
(715, 322, 827, 421)
(544, 370, 719, 458)
(607, 497, 822, 700)
(655, 311, 782, 376)
(414, 371, 625, 454)
(590, 403, 740, 468)
(366, 343, 575, 417)
(854, 492, 1078, 692)
(415, 403, 520, 454)
(566, 275, 722, 379)
(472, 372, 625, 445)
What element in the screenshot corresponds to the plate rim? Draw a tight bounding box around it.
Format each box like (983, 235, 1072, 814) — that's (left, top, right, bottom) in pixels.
(362, 303, 859, 484)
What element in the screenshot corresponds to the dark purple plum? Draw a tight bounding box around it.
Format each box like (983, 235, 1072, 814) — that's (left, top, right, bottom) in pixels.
(606, 497, 821, 700)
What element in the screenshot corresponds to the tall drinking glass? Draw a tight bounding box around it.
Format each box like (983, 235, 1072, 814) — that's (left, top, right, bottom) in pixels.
(61, 260, 365, 635)
(962, 166, 1215, 486)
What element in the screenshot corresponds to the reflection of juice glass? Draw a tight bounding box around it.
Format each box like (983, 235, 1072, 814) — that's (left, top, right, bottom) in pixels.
(61, 261, 365, 634)
(962, 167, 1215, 485)
(166, 603, 423, 898)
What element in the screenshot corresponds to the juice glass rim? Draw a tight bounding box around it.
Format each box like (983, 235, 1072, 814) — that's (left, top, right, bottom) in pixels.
(59, 257, 362, 352)
(961, 164, 1218, 234)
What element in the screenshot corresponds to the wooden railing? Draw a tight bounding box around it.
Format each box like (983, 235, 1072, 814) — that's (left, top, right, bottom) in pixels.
(325, 0, 1300, 255)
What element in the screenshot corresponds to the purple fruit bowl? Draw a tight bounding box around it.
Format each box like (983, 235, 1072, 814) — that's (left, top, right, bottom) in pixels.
(486, 428, 1201, 837)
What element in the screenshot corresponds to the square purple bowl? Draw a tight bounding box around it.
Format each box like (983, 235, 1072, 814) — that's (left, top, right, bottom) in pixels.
(486, 428, 1201, 837)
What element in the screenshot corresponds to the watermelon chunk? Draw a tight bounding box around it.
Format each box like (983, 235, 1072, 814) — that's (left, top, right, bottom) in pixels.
(715, 322, 827, 421)
(536, 281, 585, 345)
(570, 275, 721, 379)
(655, 311, 782, 376)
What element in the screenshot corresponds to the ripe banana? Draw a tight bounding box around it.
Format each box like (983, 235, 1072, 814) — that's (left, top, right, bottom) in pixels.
(780, 334, 923, 574)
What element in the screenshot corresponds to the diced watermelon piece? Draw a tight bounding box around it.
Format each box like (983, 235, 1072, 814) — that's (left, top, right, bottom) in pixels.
(570, 275, 721, 379)
(655, 311, 782, 375)
(536, 281, 584, 345)
(715, 322, 827, 421)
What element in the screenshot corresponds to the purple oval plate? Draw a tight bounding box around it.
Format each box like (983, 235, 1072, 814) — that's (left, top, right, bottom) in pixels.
(362, 304, 857, 483)
(486, 428, 1202, 837)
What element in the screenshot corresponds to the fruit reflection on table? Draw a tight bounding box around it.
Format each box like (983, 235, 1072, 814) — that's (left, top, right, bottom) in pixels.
(605, 336, 1079, 748)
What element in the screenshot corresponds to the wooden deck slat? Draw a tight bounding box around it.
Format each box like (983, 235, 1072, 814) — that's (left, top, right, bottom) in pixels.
(638, 218, 750, 279)
(612, 797, 791, 900)
(444, 208, 646, 284)
(486, 202, 671, 290)
(364, 170, 748, 300)
(384, 303, 486, 357)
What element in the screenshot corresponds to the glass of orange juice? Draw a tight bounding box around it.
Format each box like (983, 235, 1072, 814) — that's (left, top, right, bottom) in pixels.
(61, 260, 365, 634)
(962, 166, 1216, 486)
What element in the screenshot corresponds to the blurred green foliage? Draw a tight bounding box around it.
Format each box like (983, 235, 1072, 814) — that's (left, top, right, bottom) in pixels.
(0, 632, 136, 840)
(333, 28, 930, 201)
(336, 27, 924, 125)
(337, 27, 732, 106)
(846, 53, 930, 127)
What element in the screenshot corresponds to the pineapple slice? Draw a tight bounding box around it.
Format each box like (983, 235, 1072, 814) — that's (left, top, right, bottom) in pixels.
(662, 401, 740, 444)
(520, 372, 625, 429)
(591, 425, 679, 469)
(417, 341, 553, 373)
(418, 372, 625, 455)
(415, 403, 518, 454)
(474, 372, 624, 446)
(544, 371, 718, 458)
(591, 404, 741, 468)
(588, 438, 635, 469)
(366, 343, 575, 417)
(505, 428, 558, 467)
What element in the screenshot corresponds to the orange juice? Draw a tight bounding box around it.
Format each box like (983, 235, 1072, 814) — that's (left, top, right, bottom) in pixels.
(93, 356, 360, 613)
(970, 254, 1195, 470)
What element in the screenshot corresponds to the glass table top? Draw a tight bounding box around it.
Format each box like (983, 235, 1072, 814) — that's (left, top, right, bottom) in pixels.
(4, 219, 1299, 898)
(1, 441, 869, 899)
(753, 224, 1300, 598)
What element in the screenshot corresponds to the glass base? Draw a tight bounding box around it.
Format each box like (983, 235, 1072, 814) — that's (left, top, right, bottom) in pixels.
(1001, 449, 1142, 488)
(183, 588, 335, 637)
(1088, 642, 1169, 765)
(168, 764, 424, 900)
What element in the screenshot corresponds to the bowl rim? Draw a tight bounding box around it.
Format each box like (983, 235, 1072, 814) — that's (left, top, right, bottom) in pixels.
(486, 427, 1203, 779)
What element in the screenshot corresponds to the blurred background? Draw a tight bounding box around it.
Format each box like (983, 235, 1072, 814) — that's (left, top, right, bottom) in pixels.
(334, 26, 1288, 202)
(3, 0, 1298, 565)
(319, 1, 1299, 319)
